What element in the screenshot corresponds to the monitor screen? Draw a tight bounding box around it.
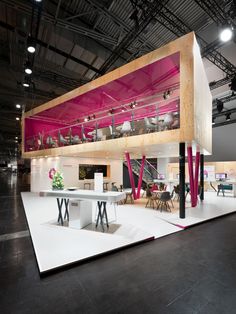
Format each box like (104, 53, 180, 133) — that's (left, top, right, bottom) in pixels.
(79, 164, 108, 180)
(215, 173, 227, 180)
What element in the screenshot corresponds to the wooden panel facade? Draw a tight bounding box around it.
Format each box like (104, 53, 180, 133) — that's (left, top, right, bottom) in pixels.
(22, 32, 212, 159)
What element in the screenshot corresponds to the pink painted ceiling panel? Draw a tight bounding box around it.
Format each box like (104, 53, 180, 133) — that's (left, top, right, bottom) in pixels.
(34, 52, 180, 124)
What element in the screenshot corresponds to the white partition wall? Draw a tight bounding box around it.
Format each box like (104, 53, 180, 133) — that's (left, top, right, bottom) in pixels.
(31, 156, 123, 192)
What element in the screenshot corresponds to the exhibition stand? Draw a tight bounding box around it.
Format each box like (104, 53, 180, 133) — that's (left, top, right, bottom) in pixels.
(20, 32, 226, 274)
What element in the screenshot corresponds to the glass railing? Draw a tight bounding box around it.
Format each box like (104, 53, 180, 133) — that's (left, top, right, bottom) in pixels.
(24, 96, 180, 152)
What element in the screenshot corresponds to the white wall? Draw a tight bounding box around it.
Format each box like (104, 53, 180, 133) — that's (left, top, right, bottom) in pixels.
(205, 124, 236, 162)
(157, 158, 170, 178)
(31, 156, 123, 192)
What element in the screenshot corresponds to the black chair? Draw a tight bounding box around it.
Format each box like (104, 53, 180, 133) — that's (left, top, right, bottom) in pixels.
(173, 185, 180, 201)
(145, 187, 159, 209)
(111, 184, 119, 192)
(156, 191, 172, 212)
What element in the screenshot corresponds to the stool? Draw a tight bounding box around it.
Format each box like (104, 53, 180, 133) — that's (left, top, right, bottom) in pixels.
(84, 182, 91, 190)
(125, 192, 134, 204)
(103, 182, 109, 191)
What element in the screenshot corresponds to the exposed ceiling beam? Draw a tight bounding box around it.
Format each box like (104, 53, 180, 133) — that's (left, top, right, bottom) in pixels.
(1, 0, 118, 46)
(0, 20, 102, 75)
(213, 117, 236, 127)
(194, 0, 236, 29)
(93, 0, 170, 78)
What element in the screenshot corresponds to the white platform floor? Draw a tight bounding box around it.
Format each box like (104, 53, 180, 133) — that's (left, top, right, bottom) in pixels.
(21, 191, 236, 273)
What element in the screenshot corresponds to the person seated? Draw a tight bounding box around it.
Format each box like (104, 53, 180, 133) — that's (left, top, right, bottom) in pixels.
(151, 183, 158, 192)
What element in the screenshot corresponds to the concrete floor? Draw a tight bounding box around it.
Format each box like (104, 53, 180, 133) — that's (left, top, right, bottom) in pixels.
(1, 173, 236, 313)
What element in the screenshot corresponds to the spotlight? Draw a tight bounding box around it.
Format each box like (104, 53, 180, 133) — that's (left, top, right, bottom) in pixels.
(25, 61, 32, 74)
(130, 102, 136, 109)
(216, 99, 224, 113)
(22, 82, 30, 87)
(212, 117, 215, 125)
(91, 114, 96, 120)
(15, 136, 18, 139)
(121, 108, 125, 112)
(84, 117, 88, 122)
(109, 109, 115, 115)
(226, 113, 231, 121)
(27, 37, 36, 53)
(229, 75, 236, 92)
(35, 0, 42, 2)
(219, 26, 233, 42)
(16, 104, 21, 109)
(163, 90, 171, 100)
(16, 117, 20, 121)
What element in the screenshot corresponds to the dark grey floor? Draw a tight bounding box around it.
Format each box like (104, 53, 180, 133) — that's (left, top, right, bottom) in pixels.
(1, 173, 236, 314)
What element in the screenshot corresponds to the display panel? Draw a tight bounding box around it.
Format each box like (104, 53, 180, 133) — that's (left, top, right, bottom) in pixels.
(79, 164, 108, 180)
(215, 173, 227, 180)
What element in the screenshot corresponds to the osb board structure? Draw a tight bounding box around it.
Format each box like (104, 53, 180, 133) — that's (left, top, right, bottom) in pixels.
(22, 32, 212, 159)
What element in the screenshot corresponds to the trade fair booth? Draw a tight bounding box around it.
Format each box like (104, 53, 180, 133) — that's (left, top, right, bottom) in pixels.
(20, 32, 236, 274)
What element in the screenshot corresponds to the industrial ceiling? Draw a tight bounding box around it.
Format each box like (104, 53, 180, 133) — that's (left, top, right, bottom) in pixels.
(0, 0, 235, 160)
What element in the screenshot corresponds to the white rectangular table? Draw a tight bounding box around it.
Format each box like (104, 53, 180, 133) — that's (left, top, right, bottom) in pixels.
(39, 189, 126, 231)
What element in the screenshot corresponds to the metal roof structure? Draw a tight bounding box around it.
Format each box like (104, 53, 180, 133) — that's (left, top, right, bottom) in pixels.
(0, 0, 235, 160)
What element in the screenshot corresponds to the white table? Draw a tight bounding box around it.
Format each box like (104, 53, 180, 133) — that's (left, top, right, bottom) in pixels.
(39, 189, 126, 231)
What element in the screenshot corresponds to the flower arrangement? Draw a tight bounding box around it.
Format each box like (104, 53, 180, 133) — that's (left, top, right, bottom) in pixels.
(48, 168, 64, 190)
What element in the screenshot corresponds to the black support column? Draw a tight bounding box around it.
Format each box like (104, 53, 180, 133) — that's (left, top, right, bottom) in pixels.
(179, 142, 185, 218)
(200, 153, 204, 201)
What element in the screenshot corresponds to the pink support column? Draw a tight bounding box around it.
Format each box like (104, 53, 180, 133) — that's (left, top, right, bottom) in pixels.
(194, 151, 200, 206)
(125, 152, 137, 200)
(187, 146, 195, 207)
(136, 155, 146, 199)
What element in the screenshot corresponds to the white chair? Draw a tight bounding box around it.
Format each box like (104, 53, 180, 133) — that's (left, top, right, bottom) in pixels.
(72, 135, 80, 144)
(163, 113, 174, 128)
(171, 118, 179, 129)
(144, 117, 157, 133)
(109, 125, 120, 138)
(96, 129, 105, 141)
(58, 132, 67, 145)
(120, 121, 132, 136)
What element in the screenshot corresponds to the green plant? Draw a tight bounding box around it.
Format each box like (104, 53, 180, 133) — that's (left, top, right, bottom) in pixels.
(52, 170, 64, 190)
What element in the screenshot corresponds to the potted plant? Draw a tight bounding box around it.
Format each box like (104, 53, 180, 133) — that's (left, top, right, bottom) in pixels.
(49, 168, 64, 190)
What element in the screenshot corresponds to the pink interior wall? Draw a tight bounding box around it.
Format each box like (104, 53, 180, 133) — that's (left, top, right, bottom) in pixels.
(25, 52, 180, 147)
(34, 52, 180, 123)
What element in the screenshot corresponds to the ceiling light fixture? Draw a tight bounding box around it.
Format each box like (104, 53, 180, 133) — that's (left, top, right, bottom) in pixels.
(23, 82, 30, 87)
(226, 113, 231, 121)
(16, 117, 20, 121)
(216, 99, 224, 113)
(16, 104, 21, 109)
(25, 61, 32, 74)
(219, 26, 233, 42)
(130, 102, 136, 109)
(15, 136, 18, 139)
(163, 90, 171, 100)
(27, 37, 36, 53)
(229, 75, 236, 92)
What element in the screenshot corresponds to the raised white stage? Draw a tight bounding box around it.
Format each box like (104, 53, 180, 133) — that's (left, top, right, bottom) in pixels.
(21, 192, 182, 273)
(21, 191, 236, 274)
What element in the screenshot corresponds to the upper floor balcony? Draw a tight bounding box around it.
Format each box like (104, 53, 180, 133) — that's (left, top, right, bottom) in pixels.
(22, 32, 211, 159)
